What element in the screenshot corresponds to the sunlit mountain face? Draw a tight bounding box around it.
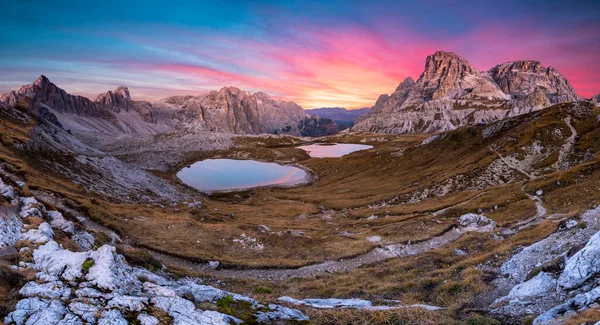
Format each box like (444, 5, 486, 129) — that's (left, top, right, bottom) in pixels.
(1, 0, 599, 109)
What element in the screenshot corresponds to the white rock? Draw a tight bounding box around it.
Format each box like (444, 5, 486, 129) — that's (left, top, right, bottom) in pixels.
(536, 189, 543, 196)
(143, 282, 176, 297)
(501, 205, 600, 282)
(278, 296, 373, 309)
(534, 286, 600, 324)
(87, 245, 140, 294)
(257, 304, 310, 322)
(75, 287, 105, 299)
(19, 281, 71, 300)
(47, 210, 75, 234)
(507, 272, 557, 300)
(32, 241, 89, 282)
(18, 197, 45, 218)
(19, 222, 54, 244)
(107, 296, 148, 312)
(57, 312, 85, 325)
(152, 296, 240, 325)
(367, 236, 381, 243)
(0, 178, 14, 199)
(0, 212, 23, 248)
(98, 309, 127, 325)
(559, 230, 600, 289)
(6, 298, 67, 325)
(137, 313, 159, 325)
(72, 231, 94, 250)
(458, 213, 496, 232)
(68, 302, 100, 323)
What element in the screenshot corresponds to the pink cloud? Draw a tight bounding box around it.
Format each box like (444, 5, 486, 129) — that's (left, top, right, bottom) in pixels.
(121, 20, 600, 107)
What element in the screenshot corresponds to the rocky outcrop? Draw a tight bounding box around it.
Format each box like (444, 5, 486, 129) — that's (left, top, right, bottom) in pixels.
(592, 93, 600, 104)
(413, 51, 506, 101)
(95, 86, 131, 109)
(352, 51, 579, 134)
(151, 87, 309, 135)
(1, 180, 309, 325)
(490, 206, 600, 323)
(489, 60, 578, 104)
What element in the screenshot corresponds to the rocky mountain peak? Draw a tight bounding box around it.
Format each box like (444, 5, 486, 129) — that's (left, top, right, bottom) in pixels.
(218, 86, 251, 98)
(33, 74, 51, 87)
(95, 86, 132, 110)
(254, 91, 271, 101)
(352, 50, 581, 134)
(422, 51, 475, 77)
(395, 77, 415, 92)
(114, 86, 131, 100)
(417, 51, 478, 100)
(0, 75, 111, 118)
(488, 60, 577, 103)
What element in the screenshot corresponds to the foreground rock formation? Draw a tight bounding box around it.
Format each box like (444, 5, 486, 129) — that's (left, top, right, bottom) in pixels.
(0, 179, 308, 325)
(352, 51, 580, 133)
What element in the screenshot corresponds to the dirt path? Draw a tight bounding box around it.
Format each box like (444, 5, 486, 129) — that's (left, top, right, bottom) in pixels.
(491, 148, 535, 180)
(552, 116, 577, 170)
(149, 226, 468, 281)
(432, 191, 487, 217)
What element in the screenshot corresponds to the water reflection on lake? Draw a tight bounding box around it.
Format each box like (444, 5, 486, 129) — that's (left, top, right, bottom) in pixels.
(177, 159, 309, 193)
(298, 143, 373, 158)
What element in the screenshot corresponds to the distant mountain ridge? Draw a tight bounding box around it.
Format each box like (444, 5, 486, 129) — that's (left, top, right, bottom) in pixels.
(305, 107, 370, 129)
(0, 76, 338, 137)
(352, 51, 580, 134)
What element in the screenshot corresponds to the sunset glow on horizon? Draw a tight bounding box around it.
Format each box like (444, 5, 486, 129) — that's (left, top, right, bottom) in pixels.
(1, 0, 599, 109)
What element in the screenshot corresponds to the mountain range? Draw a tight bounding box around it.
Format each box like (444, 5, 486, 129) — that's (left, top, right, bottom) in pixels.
(352, 51, 580, 133)
(0, 76, 338, 138)
(305, 107, 371, 129)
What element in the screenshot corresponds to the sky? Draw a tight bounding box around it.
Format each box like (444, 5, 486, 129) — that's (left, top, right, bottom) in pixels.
(1, 0, 599, 109)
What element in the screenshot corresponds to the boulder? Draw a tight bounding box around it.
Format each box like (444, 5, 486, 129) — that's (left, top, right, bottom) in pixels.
(559, 231, 600, 289)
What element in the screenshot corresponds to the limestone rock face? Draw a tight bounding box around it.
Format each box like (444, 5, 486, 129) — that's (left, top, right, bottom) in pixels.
(352, 51, 579, 134)
(415, 51, 500, 101)
(489, 60, 578, 104)
(95, 86, 131, 109)
(151, 87, 309, 135)
(96, 86, 156, 123)
(0, 75, 112, 118)
(255, 91, 308, 134)
(558, 230, 600, 289)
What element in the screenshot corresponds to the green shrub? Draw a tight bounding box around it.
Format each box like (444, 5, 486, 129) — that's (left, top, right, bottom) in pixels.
(81, 259, 95, 273)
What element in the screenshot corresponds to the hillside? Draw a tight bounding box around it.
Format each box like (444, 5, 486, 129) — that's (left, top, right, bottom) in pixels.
(1, 80, 600, 323)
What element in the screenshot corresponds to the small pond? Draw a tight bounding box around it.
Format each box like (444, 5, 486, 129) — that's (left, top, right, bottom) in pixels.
(177, 159, 309, 193)
(297, 143, 373, 158)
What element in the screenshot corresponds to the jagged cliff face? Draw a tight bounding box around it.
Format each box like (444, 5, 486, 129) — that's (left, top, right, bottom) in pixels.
(592, 93, 600, 104)
(352, 51, 580, 134)
(489, 60, 578, 104)
(0, 76, 113, 119)
(0, 76, 326, 137)
(151, 87, 309, 134)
